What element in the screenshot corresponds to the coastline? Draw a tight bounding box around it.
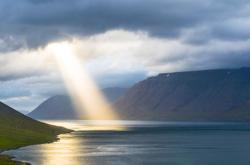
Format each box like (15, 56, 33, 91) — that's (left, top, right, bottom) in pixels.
(0, 154, 30, 165)
(0, 131, 73, 165)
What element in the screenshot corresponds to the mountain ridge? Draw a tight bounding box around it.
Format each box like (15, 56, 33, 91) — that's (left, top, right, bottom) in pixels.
(115, 67, 250, 121)
(28, 68, 250, 121)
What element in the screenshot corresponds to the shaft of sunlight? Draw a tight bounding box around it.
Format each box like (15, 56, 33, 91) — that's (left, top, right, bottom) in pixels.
(47, 42, 123, 129)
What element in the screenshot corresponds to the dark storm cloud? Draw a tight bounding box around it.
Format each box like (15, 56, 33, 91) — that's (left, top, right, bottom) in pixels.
(1, 0, 250, 50)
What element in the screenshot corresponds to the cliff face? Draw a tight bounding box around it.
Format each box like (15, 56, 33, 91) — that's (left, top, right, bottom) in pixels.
(115, 68, 250, 121)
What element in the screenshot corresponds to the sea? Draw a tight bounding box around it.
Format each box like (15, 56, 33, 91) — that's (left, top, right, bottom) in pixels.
(4, 120, 250, 165)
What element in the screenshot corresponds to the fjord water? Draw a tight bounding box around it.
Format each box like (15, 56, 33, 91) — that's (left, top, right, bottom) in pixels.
(5, 120, 250, 165)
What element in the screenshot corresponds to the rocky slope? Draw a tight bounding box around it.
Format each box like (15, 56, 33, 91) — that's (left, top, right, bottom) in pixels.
(115, 67, 250, 121)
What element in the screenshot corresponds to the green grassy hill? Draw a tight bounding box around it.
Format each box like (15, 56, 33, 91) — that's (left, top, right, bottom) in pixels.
(0, 102, 71, 164)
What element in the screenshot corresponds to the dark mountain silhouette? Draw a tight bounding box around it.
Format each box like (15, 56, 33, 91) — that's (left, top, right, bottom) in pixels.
(28, 87, 127, 119)
(29, 95, 75, 119)
(115, 67, 250, 121)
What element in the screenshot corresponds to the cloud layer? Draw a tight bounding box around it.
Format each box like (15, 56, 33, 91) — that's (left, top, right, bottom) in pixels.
(1, 0, 250, 49)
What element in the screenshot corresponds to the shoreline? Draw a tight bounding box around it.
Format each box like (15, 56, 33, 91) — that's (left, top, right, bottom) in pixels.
(0, 131, 73, 165)
(0, 154, 31, 165)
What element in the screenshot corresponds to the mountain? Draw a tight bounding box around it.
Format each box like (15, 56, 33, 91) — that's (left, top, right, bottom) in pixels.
(0, 101, 70, 163)
(115, 67, 250, 121)
(0, 102, 70, 150)
(28, 87, 127, 119)
(29, 95, 76, 119)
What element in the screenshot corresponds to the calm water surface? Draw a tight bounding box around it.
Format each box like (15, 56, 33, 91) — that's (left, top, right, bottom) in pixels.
(5, 120, 250, 165)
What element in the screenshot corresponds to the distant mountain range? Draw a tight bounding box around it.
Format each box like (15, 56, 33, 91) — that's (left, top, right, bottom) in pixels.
(28, 67, 250, 121)
(115, 67, 250, 121)
(28, 87, 127, 119)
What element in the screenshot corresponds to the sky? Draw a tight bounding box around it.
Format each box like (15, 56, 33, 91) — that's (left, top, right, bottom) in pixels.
(1, 0, 250, 112)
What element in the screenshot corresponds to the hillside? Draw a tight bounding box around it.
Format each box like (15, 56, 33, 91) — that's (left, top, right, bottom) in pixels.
(115, 67, 250, 121)
(28, 87, 127, 119)
(0, 102, 71, 164)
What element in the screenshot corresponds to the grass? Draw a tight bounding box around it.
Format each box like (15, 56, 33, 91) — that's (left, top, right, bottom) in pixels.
(0, 102, 72, 164)
(0, 155, 28, 165)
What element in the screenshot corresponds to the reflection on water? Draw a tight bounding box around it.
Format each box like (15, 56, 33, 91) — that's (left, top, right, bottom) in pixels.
(45, 120, 129, 131)
(5, 120, 250, 165)
(39, 134, 82, 165)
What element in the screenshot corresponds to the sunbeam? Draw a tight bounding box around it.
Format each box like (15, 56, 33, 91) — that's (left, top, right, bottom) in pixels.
(47, 42, 124, 130)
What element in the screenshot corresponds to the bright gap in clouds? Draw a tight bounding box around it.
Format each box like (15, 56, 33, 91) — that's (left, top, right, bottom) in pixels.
(47, 42, 124, 129)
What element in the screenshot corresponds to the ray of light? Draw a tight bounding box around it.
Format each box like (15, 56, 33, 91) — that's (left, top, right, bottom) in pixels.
(47, 42, 116, 120)
(47, 42, 124, 130)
